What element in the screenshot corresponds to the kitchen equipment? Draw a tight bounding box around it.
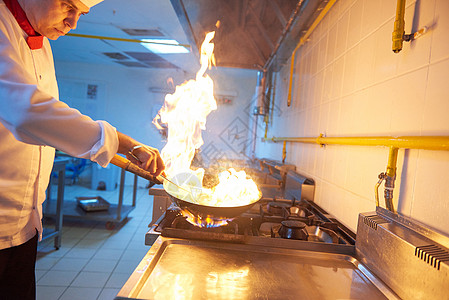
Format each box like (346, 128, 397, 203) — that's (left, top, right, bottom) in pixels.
(161, 170, 203, 201)
(124, 150, 196, 195)
(158, 173, 194, 195)
(148, 197, 355, 246)
(45, 157, 138, 230)
(356, 209, 449, 300)
(116, 162, 449, 300)
(110, 155, 192, 193)
(110, 154, 262, 221)
(76, 196, 110, 212)
(110, 154, 161, 183)
(117, 198, 395, 299)
(167, 192, 262, 223)
(117, 237, 391, 300)
(164, 170, 262, 222)
(277, 220, 309, 240)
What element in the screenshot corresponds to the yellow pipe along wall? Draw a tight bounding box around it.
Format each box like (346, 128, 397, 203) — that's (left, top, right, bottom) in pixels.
(265, 135, 449, 212)
(287, 0, 337, 107)
(267, 135, 449, 151)
(392, 0, 406, 53)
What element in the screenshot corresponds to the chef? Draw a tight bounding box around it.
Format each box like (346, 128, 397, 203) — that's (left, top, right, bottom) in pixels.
(0, 0, 165, 298)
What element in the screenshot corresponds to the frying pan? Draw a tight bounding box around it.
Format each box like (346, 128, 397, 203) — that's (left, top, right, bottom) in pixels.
(168, 193, 261, 220)
(110, 155, 262, 220)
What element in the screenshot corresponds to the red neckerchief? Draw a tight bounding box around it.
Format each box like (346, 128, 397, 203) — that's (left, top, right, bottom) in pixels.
(4, 0, 43, 50)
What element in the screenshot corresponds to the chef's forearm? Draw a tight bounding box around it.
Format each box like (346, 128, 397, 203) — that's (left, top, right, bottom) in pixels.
(117, 131, 140, 155)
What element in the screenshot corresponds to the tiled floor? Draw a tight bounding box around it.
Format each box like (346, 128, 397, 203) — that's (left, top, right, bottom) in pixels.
(37, 183, 155, 300)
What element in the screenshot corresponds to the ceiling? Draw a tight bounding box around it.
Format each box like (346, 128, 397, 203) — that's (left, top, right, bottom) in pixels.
(51, 0, 326, 73)
(51, 0, 200, 73)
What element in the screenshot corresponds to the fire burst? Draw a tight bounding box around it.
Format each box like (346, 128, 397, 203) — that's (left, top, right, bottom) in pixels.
(153, 32, 217, 176)
(153, 31, 261, 209)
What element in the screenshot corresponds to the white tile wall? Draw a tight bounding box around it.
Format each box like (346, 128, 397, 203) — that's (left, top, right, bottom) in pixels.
(423, 59, 449, 133)
(430, 0, 447, 63)
(373, 23, 400, 83)
(412, 150, 449, 234)
(256, 0, 449, 234)
(395, 148, 419, 217)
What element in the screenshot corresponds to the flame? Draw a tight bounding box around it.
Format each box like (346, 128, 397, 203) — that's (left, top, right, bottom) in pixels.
(166, 77, 174, 89)
(153, 31, 217, 175)
(154, 30, 261, 214)
(166, 168, 261, 210)
(180, 209, 231, 228)
(193, 168, 261, 207)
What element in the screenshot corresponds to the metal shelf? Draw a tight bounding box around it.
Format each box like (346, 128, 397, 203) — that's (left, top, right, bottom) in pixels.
(44, 169, 138, 230)
(45, 200, 134, 227)
(42, 157, 69, 249)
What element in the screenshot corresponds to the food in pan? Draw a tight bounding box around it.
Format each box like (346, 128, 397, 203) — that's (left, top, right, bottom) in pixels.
(165, 168, 261, 207)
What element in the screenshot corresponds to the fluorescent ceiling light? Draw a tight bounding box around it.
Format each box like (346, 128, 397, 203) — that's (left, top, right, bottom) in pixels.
(140, 39, 189, 54)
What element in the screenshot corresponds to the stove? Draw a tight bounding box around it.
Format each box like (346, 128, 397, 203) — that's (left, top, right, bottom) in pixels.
(115, 161, 449, 300)
(145, 198, 356, 247)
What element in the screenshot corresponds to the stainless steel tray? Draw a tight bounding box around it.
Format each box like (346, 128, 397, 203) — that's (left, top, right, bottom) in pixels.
(76, 196, 110, 212)
(116, 237, 398, 300)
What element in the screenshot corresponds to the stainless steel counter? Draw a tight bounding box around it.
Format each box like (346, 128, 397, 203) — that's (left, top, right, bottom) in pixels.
(117, 163, 449, 299)
(116, 237, 397, 300)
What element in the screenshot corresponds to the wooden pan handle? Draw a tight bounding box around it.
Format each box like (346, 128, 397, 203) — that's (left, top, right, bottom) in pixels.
(110, 154, 162, 183)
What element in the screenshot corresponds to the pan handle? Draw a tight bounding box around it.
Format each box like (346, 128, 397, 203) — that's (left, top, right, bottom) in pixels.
(110, 154, 163, 184)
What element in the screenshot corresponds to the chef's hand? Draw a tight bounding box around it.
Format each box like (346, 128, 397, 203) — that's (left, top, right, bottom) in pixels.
(117, 132, 165, 176)
(126, 144, 165, 176)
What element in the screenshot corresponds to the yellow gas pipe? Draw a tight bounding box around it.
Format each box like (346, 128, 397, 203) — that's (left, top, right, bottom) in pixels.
(392, 0, 406, 53)
(374, 146, 398, 211)
(263, 113, 269, 142)
(265, 135, 449, 212)
(383, 147, 399, 211)
(287, 0, 337, 107)
(268, 135, 449, 150)
(282, 141, 287, 164)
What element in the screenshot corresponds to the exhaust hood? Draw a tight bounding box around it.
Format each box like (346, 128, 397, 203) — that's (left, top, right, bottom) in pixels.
(170, 0, 329, 71)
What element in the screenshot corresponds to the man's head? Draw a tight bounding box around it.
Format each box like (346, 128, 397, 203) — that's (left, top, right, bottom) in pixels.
(19, 0, 102, 40)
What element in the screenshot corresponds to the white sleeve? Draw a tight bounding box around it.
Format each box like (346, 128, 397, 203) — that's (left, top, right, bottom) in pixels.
(0, 11, 118, 167)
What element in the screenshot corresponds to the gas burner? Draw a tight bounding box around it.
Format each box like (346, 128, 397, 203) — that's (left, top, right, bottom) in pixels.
(277, 220, 309, 240)
(180, 209, 232, 228)
(267, 201, 290, 216)
(168, 215, 239, 234)
(149, 199, 356, 245)
(289, 205, 310, 217)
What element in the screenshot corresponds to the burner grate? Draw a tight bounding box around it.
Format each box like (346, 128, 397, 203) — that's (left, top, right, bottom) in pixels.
(150, 199, 354, 245)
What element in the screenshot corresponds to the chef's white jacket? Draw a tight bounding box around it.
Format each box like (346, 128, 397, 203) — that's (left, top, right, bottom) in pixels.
(0, 2, 119, 250)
